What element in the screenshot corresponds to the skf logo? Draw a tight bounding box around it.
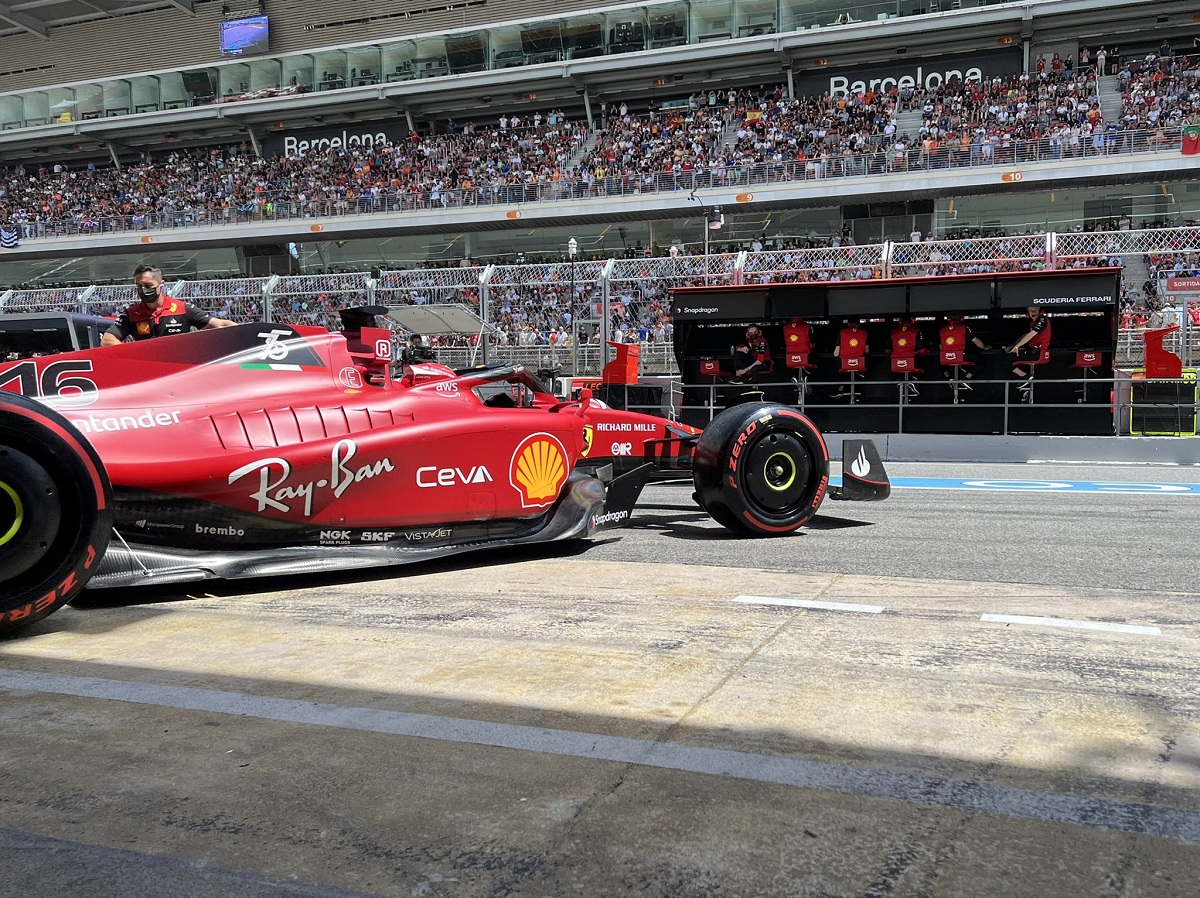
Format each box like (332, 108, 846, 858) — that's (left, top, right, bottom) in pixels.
(509, 433, 568, 508)
(361, 531, 396, 541)
(581, 425, 594, 458)
(611, 442, 634, 456)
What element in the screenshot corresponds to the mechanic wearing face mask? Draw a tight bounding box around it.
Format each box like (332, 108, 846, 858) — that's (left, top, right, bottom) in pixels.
(101, 263, 236, 346)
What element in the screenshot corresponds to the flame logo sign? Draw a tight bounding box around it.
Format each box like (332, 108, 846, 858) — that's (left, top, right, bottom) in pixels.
(850, 446, 871, 478)
(510, 434, 568, 508)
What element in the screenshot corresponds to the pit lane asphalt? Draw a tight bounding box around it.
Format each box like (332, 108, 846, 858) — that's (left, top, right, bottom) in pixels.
(1, 460, 1198, 898)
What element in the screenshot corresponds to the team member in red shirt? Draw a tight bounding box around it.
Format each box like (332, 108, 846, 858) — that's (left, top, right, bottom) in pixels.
(1006, 305, 1051, 378)
(731, 325, 771, 383)
(101, 264, 236, 345)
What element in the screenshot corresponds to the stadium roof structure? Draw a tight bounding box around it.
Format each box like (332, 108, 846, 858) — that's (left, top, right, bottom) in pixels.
(0, 0, 193, 40)
(0, 0, 1195, 162)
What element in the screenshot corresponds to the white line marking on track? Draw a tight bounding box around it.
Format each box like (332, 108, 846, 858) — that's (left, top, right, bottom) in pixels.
(5, 669, 1200, 843)
(734, 596, 885, 614)
(980, 614, 1162, 636)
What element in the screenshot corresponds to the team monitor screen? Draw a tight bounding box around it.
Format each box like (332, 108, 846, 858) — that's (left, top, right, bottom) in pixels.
(220, 15, 269, 57)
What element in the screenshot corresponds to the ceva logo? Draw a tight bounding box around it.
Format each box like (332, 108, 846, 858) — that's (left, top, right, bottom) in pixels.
(509, 433, 568, 508)
(416, 465, 493, 488)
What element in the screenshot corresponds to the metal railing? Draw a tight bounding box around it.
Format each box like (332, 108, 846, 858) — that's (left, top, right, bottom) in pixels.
(681, 373, 1199, 435)
(3, 225, 1198, 373)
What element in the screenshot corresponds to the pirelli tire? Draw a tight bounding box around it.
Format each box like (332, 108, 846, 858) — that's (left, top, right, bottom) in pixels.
(0, 392, 112, 633)
(694, 402, 830, 536)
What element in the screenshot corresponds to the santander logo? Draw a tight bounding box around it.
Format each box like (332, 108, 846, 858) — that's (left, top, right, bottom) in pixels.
(850, 447, 871, 479)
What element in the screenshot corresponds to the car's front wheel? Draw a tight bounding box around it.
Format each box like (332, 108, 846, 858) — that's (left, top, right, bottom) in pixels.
(693, 402, 829, 536)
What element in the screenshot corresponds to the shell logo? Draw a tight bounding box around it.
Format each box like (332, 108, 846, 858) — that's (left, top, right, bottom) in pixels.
(510, 434, 568, 508)
(788, 333, 798, 343)
(898, 337, 908, 347)
(849, 338, 860, 348)
(945, 336, 957, 346)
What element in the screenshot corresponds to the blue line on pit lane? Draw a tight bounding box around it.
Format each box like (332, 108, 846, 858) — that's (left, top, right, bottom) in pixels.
(829, 477, 1200, 495)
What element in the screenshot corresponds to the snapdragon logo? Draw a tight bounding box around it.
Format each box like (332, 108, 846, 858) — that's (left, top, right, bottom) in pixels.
(831, 65, 985, 96)
(283, 130, 390, 157)
(680, 306, 720, 315)
(591, 509, 630, 528)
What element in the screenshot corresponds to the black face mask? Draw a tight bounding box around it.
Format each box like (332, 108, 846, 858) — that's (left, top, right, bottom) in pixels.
(138, 285, 159, 302)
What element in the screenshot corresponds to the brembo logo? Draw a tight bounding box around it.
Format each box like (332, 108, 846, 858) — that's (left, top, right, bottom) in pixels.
(196, 524, 245, 537)
(830, 65, 985, 95)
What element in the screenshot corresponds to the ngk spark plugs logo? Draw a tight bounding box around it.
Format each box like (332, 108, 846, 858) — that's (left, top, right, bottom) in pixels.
(509, 434, 568, 508)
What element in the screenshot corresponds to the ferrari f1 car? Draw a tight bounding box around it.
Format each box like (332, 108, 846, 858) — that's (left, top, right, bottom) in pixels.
(0, 309, 889, 633)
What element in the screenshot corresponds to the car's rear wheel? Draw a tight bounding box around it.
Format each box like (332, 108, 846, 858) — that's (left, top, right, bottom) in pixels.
(0, 393, 112, 633)
(694, 402, 829, 536)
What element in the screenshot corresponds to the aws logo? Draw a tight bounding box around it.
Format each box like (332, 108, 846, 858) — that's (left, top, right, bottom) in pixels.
(510, 433, 568, 508)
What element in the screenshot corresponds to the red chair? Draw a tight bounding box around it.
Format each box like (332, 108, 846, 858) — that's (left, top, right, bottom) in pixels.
(889, 355, 923, 402)
(784, 349, 818, 399)
(1143, 325, 1183, 379)
(1016, 346, 1052, 404)
(939, 349, 974, 404)
(1068, 350, 1104, 402)
(836, 325, 868, 403)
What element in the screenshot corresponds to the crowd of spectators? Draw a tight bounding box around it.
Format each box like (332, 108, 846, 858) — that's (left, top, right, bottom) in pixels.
(3, 55, 1200, 241)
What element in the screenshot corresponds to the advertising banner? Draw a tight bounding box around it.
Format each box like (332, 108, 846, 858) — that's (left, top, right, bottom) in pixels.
(795, 49, 1022, 98)
(262, 120, 407, 158)
(671, 289, 767, 321)
(998, 273, 1119, 310)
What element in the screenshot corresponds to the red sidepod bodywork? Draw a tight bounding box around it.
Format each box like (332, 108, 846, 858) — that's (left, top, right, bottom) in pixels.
(0, 320, 703, 590)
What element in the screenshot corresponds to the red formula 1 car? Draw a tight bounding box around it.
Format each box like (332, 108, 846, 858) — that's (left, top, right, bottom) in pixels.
(0, 309, 890, 632)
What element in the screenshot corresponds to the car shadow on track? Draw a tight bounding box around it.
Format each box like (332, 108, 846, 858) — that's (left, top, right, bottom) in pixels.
(67, 539, 597, 612)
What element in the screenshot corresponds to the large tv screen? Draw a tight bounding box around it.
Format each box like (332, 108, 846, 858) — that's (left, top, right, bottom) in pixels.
(220, 15, 269, 57)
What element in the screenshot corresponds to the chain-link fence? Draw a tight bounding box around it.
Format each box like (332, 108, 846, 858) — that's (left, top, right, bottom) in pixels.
(889, 234, 1050, 278)
(8, 227, 1200, 371)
